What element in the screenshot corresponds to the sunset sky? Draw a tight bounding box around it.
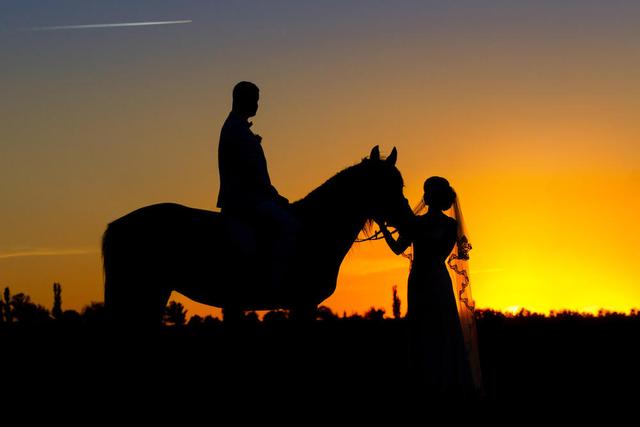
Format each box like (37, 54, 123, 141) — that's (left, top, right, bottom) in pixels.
(1, 1, 639, 317)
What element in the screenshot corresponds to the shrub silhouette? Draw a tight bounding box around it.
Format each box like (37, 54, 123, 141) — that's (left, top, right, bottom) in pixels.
(61, 310, 81, 323)
(316, 306, 338, 321)
(9, 292, 50, 323)
(187, 314, 203, 326)
(364, 307, 385, 321)
(81, 302, 106, 324)
(264, 310, 288, 324)
(392, 285, 401, 320)
(52, 282, 63, 320)
(0, 290, 4, 324)
(244, 311, 259, 324)
(2, 287, 11, 323)
(163, 301, 187, 326)
(203, 315, 222, 327)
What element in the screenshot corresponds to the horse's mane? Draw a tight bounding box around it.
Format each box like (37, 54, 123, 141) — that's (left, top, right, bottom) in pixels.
(291, 158, 385, 238)
(293, 160, 367, 209)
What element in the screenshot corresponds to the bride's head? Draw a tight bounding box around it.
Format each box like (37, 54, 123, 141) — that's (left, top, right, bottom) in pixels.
(423, 176, 456, 212)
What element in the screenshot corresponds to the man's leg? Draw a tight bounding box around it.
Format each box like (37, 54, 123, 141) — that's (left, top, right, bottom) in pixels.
(255, 201, 300, 289)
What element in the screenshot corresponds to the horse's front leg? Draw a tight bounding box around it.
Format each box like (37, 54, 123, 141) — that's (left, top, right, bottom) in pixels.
(222, 306, 244, 324)
(289, 304, 317, 323)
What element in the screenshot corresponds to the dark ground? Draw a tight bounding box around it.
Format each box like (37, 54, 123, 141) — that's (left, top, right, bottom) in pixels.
(1, 312, 638, 418)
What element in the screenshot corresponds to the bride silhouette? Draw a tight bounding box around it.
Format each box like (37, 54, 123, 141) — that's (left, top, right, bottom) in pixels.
(377, 176, 482, 396)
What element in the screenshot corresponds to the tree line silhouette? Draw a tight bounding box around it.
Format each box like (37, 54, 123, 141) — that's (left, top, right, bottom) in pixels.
(0, 282, 637, 325)
(1, 281, 638, 408)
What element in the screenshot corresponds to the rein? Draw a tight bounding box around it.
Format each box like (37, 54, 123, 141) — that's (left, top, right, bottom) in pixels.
(354, 227, 413, 264)
(354, 227, 398, 243)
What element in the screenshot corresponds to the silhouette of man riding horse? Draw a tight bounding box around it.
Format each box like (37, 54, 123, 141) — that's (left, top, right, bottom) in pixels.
(217, 82, 300, 295)
(103, 82, 413, 324)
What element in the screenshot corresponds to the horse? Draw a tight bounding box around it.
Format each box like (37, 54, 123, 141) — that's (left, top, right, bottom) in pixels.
(102, 146, 413, 323)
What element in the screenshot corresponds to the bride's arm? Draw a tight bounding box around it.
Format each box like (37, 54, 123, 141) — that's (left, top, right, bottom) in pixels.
(379, 222, 412, 255)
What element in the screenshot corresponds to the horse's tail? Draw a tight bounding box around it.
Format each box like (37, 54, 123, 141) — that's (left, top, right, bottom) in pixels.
(102, 220, 146, 324)
(102, 222, 117, 316)
(101, 208, 174, 326)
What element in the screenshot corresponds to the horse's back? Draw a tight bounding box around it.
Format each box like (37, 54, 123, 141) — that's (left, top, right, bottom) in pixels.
(102, 203, 226, 320)
(103, 203, 263, 307)
(107, 202, 219, 228)
(104, 202, 224, 265)
(102, 202, 330, 313)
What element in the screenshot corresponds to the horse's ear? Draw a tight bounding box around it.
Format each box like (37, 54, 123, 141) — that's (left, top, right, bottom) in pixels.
(386, 147, 397, 166)
(370, 145, 381, 161)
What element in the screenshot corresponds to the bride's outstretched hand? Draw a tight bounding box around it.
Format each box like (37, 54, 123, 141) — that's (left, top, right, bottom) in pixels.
(376, 221, 394, 239)
(374, 218, 387, 231)
(375, 220, 408, 255)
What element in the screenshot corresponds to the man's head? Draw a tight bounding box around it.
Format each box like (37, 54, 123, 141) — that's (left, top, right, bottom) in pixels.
(232, 81, 259, 118)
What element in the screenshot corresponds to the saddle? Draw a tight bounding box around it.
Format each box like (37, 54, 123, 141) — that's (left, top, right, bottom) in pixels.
(222, 214, 260, 258)
(220, 211, 300, 292)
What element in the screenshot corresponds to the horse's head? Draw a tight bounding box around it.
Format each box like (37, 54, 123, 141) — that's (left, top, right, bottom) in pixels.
(360, 146, 413, 231)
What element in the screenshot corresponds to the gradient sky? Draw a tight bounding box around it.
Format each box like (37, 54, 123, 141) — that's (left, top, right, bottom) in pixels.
(1, 1, 639, 317)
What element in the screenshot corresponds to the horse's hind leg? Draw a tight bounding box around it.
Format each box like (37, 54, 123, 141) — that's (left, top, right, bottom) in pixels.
(105, 274, 171, 326)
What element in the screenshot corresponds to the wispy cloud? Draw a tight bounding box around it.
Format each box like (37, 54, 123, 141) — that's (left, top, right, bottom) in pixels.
(0, 248, 98, 260)
(22, 20, 192, 32)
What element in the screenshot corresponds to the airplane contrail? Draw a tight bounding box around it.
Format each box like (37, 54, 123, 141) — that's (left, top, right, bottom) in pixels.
(0, 248, 99, 259)
(23, 20, 192, 31)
